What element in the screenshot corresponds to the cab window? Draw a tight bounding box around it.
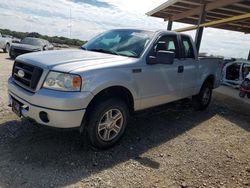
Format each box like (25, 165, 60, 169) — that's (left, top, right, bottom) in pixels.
(181, 36, 195, 59)
(152, 35, 179, 58)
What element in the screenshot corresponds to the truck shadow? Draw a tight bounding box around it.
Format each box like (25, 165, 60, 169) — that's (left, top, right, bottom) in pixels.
(0, 99, 248, 187)
(0, 51, 14, 61)
(5, 57, 14, 61)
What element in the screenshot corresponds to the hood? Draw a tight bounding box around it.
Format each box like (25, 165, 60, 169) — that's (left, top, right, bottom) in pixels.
(17, 49, 137, 72)
(12, 43, 42, 51)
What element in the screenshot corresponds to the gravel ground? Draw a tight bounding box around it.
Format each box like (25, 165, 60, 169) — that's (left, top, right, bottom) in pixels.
(0, 52, 249, 188)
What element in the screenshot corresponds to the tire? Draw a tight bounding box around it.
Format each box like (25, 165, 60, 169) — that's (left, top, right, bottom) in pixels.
(86, 98, 129, 149)
(247, 93, 250, 99)
(9, 50, 16, 60)
(192, 82, 213, 111)
(239, 91, 246, 98)
(3, 43, 10, 53)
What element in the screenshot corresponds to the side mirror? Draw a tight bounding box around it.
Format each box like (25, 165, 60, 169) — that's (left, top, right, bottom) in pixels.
(148, 51, 175, 65)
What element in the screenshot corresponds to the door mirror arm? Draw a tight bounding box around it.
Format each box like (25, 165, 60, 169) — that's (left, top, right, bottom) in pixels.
(147, 56, 157, 65)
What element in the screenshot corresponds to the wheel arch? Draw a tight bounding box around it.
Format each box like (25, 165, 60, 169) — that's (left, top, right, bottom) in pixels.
(5, 42, 10, 48)
(90, 86, 134, 111)
(80, 85, 135, 132)
(203, 74, 215, 89)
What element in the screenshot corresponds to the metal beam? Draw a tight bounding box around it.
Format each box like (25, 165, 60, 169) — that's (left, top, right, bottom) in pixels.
(234, 2, 250, 9)
(174, 13, 250, 32)
(179, 0, 200, 6)
(188, 15, 250, 29)
(172, 0, 242, 21)
(218, 7, 247, 14)
(167, 20, 173, 31)
(195, 3, 206, 52)
(146, 0, 179, 16)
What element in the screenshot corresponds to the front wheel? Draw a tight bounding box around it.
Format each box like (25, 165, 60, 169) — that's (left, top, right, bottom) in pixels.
(9, 50, 16, 59)
(192, 82, 213, 111)
(86, 98, 129, 149)
(3, 43, 10, 53)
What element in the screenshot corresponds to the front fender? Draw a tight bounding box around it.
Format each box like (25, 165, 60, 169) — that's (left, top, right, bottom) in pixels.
(82, 68, 140, 107)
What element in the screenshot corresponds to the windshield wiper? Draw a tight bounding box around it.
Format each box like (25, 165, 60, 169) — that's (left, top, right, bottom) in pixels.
(88, 48, 119, 55)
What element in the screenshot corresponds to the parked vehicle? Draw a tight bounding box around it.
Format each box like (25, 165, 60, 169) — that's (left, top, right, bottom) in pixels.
(8, 29, 222, 149)
(9, 37, 54, 59)
(222, 60, 250, 88)
(239, 73, 250, 98)
(0, 33, 12, 53)
(1, 34, 21, 44)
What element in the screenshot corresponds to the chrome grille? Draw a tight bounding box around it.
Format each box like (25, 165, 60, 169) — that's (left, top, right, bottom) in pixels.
(12, 61, 43, 90)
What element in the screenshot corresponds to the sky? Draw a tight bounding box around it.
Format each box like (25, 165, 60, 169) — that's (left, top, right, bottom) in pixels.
(0, 0, 249, 58)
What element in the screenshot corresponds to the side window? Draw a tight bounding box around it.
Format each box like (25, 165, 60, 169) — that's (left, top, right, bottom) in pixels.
(153, 35, 179, 58)
(226, 63, 241, 80)
(181, 36, 195, 59)
(242, 64, 250, 79)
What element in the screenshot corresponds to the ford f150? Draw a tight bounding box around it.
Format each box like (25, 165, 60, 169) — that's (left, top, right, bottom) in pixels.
(8, 29, 222, 149)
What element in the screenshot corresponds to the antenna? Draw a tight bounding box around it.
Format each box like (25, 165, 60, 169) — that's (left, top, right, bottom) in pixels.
(70, 8, 72, 38)
(68, 8, 72, 38)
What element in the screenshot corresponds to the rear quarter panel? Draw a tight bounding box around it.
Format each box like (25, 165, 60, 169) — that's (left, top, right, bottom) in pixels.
(197, 57, 223, 92)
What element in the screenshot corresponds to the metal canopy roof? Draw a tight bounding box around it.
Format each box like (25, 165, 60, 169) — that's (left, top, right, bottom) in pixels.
(146, 0, 250, 33)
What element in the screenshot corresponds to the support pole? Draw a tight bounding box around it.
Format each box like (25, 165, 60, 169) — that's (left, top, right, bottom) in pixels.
(248, 50, 250, 60)
(195, 3, 207, 53)
(167, 18, 173, 31)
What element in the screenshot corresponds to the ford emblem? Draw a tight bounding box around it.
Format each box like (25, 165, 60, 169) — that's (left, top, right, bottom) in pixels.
(17, 70, 25, 78)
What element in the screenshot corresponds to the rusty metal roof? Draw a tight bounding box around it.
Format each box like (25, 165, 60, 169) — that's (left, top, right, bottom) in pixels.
(146, 0, 250, 33)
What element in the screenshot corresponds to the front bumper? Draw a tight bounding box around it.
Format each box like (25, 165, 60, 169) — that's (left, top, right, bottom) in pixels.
(8, 78, 94, 128)
(10, 48, 40, 57)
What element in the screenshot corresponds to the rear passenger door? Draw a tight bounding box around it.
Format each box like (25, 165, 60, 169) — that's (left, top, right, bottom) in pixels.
(180, 35, 199, 97)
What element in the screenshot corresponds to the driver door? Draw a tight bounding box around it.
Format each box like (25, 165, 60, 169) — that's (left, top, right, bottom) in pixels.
(136, 34, 184, 109)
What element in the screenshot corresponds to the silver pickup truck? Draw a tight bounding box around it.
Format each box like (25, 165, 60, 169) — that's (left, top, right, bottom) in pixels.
(8, 29, 222, 149)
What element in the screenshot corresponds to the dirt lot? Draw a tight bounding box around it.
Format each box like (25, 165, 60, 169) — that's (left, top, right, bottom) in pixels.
(0, 51, 249, 188)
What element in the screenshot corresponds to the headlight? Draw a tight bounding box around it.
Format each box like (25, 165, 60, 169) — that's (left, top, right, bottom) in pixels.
(43, 71, 81, 91)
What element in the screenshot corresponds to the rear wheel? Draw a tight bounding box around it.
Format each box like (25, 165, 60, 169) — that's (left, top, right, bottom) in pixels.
(3, 43, 10, 53)
(192, 82, 213, 111)
(247, 93, 250, 99)
(86, 98, 129, 149)
(239, 91, 246, 98)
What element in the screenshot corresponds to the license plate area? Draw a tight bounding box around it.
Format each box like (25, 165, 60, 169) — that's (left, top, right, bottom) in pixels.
(12, 98, 22, 117)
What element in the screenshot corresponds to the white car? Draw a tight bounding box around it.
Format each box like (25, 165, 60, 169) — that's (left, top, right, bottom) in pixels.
(0, 33, 12, 53)
(222, 60, 250, 88)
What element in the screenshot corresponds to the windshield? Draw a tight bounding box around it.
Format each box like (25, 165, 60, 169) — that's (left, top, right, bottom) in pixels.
(21, 37, 44, 46)
(83, 29, 154, 58)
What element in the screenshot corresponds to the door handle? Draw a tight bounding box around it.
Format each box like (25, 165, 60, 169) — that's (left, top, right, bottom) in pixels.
(178, 65, 184, 73)
(132, 68, 142, 73)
